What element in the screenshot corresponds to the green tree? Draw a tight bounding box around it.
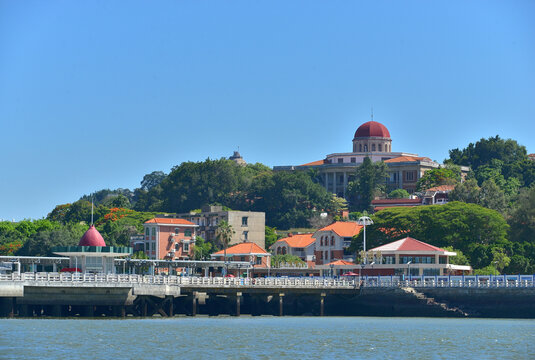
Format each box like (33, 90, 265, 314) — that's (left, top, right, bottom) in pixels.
(140, 171, 167, 191)
(347, 157, 388, 211)
(442, 246, 470, 265)
(17, 223, 87, 256)
(388, 189, 410, 199)
(265, 226, 279, 249)
(216, 220, 235, 271)
(449, 178, 480, 204)
(473, 265, 499, 276)
(478, 179, 508, 214)
(271, 254, 305, 267)
(491, 248, 511, 273)
(416, 167, 459, 191)
(193, 236, 213, 260)
(508, 186, 535, 243)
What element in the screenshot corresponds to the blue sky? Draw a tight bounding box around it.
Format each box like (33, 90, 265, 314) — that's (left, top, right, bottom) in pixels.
(1, 0, 534, 220)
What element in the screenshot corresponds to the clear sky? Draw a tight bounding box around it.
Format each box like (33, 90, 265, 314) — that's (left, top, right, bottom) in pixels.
(1, 0, 534, 221)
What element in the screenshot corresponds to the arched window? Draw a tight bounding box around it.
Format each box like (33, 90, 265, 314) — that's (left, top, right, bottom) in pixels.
(320, 237, 323, 246)
(372, 144, 376, 151)
(145, 228, 150, 236)
(331, 236, 335, 246)
(282, 247, 287, 255)
(359, 144, 362, 152)
(378, 144, 382, 152)
(364, 145, 368, 152)
(277, 247, 281, 255)
(151, 227, 156, 236)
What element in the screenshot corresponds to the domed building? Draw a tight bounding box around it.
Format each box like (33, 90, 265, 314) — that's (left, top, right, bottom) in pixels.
(352, 121, 392, 153)
(53, 225, 132, 274)
(274, 118, 465, 197)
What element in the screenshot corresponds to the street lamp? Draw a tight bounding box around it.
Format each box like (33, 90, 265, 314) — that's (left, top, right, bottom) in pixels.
(357, 216, 373, 264)
(407, 260, 412, 282)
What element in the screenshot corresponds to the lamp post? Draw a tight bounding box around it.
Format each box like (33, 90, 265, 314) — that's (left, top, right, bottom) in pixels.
(407, 261, 412, 282)
(330, 263, 334, 278)
(357, 216, 373, 264)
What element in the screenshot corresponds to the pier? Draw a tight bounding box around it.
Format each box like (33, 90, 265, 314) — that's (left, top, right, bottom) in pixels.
(2, 273, 535, 318)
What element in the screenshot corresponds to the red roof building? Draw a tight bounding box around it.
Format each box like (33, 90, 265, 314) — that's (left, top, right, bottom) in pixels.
(211, 242, 271, 272)
(362, 237, 472, 276)
(140, 218, 198, 260)
(313, 221, 363, 265)
(270, 233, 316, 262)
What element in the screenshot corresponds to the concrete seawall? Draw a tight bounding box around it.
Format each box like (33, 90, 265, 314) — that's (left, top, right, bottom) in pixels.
(2, 281, 535, 318)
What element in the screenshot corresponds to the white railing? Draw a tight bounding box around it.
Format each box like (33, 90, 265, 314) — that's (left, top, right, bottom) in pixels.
(1, 273, 534, 289)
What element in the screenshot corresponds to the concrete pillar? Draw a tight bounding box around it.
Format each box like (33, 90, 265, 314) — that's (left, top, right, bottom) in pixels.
(167, 296, 174, 317)
(8, 297, 16, 318)
(343, 172, 348, 197)
(236, 292, 242, 317)
(320, 293, 326, 316)
(142, 298, 148, 317)
(279, 293, 284, 317)
(192, 292, 197, 317)
(51, 304, 63, 317)
(333, 172, 337, 194)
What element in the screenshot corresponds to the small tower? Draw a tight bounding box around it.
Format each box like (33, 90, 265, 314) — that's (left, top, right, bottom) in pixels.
(229, 149, 246, 166)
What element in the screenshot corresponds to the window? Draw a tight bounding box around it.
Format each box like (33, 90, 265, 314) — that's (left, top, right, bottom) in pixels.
(320, 237, 323, 246)
(359, 144, 362, 152)
(256, 257, 262, 265)
(351, 157, 356, 163)
(185, 229, 192, 237)
(183, 243, 189, 252)
(378, 144, 382, 152)
(174, 228, 180, 235)
(405, 171, 416, 182)
(242, 217, 248, 226)
(145, 228, 150, 236)
(151, 227, 156, 236)
(364, 145, 368, 152)
(372, 144, 376, 151)
(175, 243, 180, 250)
(331, 236, 334, 246)
(243, 231, 248, 241)
(240, 256, 245, 262)
(282, 247, 287, 255)
(338, 158, 343, 163)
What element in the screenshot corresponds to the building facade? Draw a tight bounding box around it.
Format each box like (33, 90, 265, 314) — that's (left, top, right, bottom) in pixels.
(274, 120, 468, 197)
(137, 218, 198, 260)
(175, 205, 266, 249)
(211, 242, 271, 276)
(270, 233, 316, 262)
(312, 222, 363, 265)
(365, 237, 471, 276)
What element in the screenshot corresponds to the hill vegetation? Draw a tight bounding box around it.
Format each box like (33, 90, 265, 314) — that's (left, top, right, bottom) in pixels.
(0, 135, 534, 274)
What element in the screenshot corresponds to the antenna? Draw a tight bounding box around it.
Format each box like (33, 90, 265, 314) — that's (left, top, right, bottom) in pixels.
(371, 107, 374, 121)
(91, 195, 94, 226)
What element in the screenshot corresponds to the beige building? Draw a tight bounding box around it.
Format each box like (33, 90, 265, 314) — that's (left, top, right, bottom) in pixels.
(274, 120, 468, 196)
(174, 205, 266, 249)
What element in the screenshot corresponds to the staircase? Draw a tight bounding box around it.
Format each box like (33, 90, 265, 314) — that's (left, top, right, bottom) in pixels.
(401, 287, 471, 317)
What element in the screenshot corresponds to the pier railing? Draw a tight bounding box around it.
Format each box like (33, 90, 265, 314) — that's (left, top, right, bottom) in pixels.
(1, 273, 534, 289)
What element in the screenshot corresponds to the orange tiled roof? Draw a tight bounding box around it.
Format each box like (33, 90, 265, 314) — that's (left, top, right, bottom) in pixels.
(274, 233, 315, 248)
(370, 237, 444, 252)
(325, 260, 356, 266)
(145, 218, 196, 225)
(299, 160, 326, 166)
(212, 242, 269, 256)
(316, 221, 363, 237)
(384, 156, 431, 163)
(425, 185, 455, 192)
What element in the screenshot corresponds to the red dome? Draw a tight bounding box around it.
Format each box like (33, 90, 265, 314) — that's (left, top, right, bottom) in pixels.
(78, 225, 106, 247)
(354, 121, 390, 139)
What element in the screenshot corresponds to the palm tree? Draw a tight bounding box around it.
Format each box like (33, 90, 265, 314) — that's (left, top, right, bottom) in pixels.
(216, 220, 235, 275)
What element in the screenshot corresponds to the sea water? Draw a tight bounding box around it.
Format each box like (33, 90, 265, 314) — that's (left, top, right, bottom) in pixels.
(1, 317, 534, 359)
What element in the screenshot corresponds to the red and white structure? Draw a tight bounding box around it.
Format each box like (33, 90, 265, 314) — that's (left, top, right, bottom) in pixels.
(137, 218, 198, 260)
(270, 233, 316, 263)
(364, 237, 472, 276)
(312, 222, 363, 265)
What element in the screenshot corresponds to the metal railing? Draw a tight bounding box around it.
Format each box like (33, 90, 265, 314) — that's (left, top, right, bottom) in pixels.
(1, 273, 534, 289)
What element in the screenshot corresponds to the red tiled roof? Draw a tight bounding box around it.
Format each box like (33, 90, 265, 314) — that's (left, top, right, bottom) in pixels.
(274, 234, 315, 248)
(384, 156, 431, 163)
(299, 160, 326, 166)
(317, 221, 363, 237)
(354, 121, 391, 138)
(374, 206, 418, 211)
(372, 199, 422, 205)
(425, 185, 455, 192)
(325, 260, 356, 266)
(79, 225, 106, 247)
(145, 218, 195, 225)
(212, 242, 269, 256)
(370, 237, 444, 252)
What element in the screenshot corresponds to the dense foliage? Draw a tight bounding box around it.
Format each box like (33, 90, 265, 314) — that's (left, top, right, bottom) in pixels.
(347, 157, 388, 211)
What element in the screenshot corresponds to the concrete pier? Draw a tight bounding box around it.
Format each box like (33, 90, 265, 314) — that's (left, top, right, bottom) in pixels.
(2, 273, 535, 318)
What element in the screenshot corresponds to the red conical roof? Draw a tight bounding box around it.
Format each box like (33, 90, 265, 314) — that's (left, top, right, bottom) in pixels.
(78, 225, 106, 247)
(354, 121, 391, 138)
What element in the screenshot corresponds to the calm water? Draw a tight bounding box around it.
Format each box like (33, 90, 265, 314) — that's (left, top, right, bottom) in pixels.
(1, 317, 534, 359)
